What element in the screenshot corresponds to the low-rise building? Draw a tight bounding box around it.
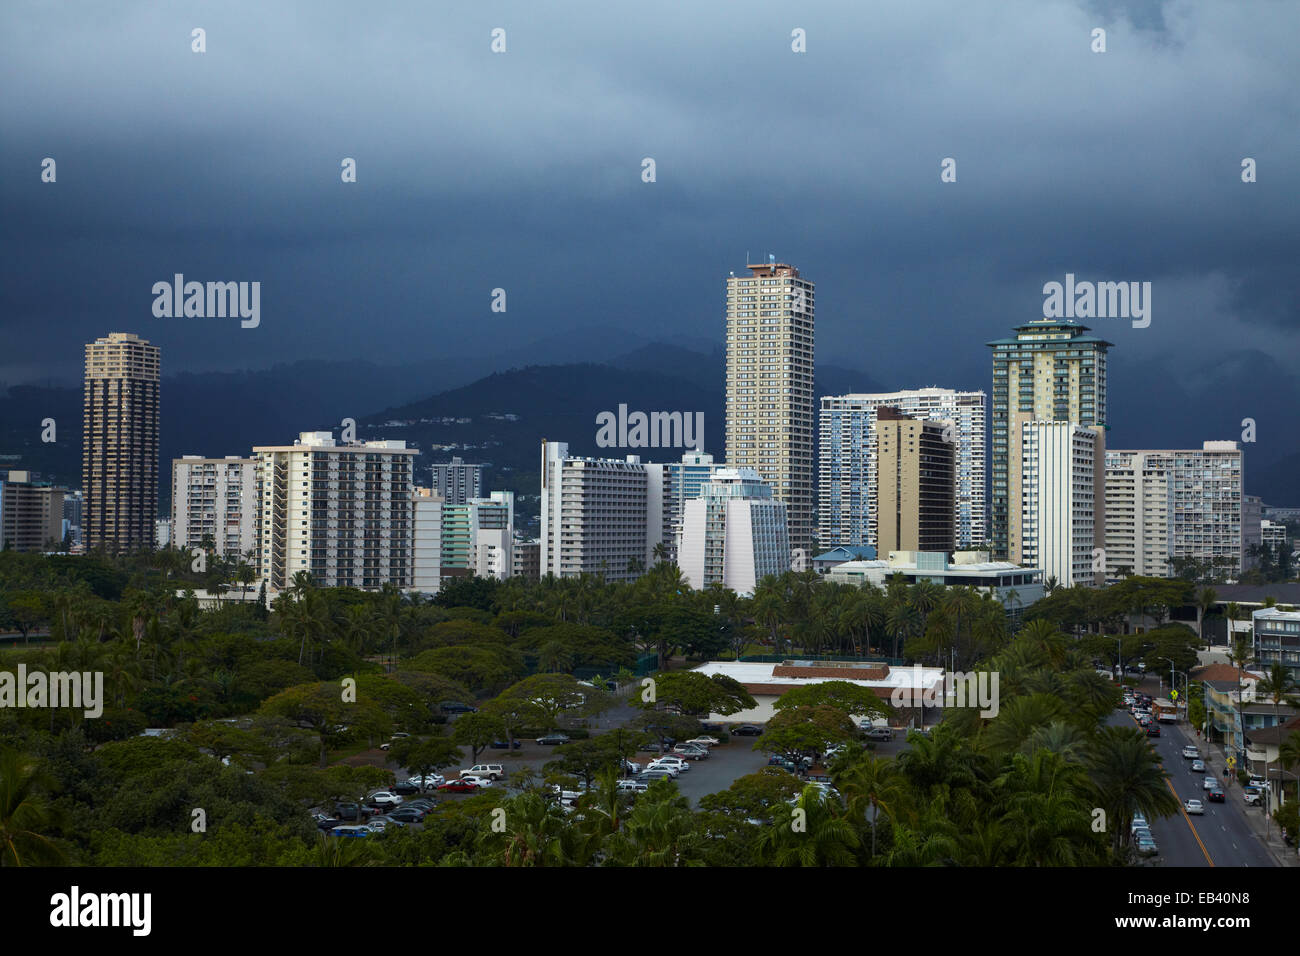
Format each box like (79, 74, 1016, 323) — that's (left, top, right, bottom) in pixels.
(823, 550, 1043, 613)
(690, 659, 945, 727)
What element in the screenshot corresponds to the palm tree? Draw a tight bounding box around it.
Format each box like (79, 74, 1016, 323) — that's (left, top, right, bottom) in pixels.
(1196, 586, 1218, 644)
(942, 586, 978, 668)
(885, 601, 920, 661)
(1278, 731, 1300, 810)
(839, 755, 909, 856)
(0, 749, 64, 866)
(753, 786, 860, 866)
(1256, 663, 1296, 804)
(1085, 726, 1180, 855)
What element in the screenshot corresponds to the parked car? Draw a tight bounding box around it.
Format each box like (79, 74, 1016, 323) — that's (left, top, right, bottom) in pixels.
(313, 812, 343, 831)
(1134, 833, 1159, 857)
(637, 770, 675, 782)
(1247, 777, 1267, 791)
(616, 779, 649, 793)
(1131, 812, 1148, 832)
(460, 774, 495, 788)
(365, 790, 404, 808)
(620, 759, 642, 776)
(1208, 787, 1225, 803)
(489, 739, 522, 750)
(1244, 787, 1264, 806)
(644, 760, 682, 777)
(731, 724, 764, 737)
(334, 802, 363, 822)
(405, 774, 445, 791)
(767, 757, 800, 774)
(330, 825, 373, 838)
(649, 755, 689, 771)
(393, 780, 421, 795)
(367, 816, 400, 832)
(438, 779, 484, 793)
(1191, 759, 1206, 773)
(439, 701, 478, 714)
(1184, 798, 1204, 815)
(387, 806, 427, 823)
(1181, 746, 1199, 759)
(1203, 776, 1219, 791)
(672, 745, 709, 759)
(461, 764, 505, 781)
(864, 726, 894, 742)
(536, 733, 571, 746)
(686, 736, 721, 747)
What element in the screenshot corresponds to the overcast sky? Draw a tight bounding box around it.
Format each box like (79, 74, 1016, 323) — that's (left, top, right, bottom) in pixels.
(1, 0, 1296, 390)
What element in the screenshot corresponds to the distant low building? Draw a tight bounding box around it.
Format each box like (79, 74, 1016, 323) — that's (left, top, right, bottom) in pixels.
(823, 550, 1043, 612)
(691, 659, 945, 727)
(810, 545, 878, 574)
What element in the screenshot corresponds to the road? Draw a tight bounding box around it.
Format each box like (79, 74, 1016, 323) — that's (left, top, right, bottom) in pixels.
(1108, 709, 1275, 867)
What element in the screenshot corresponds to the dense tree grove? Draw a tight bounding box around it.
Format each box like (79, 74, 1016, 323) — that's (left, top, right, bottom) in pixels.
(2, 548, 1291, 866)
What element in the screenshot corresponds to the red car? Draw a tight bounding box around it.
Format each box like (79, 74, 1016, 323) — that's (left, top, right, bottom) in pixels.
(437, 779, 482, 793)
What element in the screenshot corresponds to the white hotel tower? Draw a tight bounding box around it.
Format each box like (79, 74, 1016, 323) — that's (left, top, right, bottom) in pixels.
(254, 431, 416, 594)
(677, 468, 790, 596)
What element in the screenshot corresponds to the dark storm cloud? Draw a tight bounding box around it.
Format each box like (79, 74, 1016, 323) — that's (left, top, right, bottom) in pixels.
(0, 0, 1296, 386)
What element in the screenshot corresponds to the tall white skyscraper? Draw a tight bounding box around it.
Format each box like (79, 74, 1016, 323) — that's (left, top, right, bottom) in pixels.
(410, 487, 443, 596)
(1020, 422, 1101, 588)
(819, 388, 986, 550)
(171, 456, 258, 563)
(725, 259, 815, 553)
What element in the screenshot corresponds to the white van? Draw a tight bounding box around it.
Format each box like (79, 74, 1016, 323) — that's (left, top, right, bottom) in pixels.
(617, 779, 649, 793)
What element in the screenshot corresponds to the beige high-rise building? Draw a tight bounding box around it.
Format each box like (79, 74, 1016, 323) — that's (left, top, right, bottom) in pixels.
(0, 471, 65, 552)
(83, 332, 161, 552)
(725, 259, 815, 553)
(874, 408, 955, 554)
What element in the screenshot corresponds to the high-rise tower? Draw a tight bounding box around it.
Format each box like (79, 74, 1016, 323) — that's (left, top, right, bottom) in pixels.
(987, 319, 1111, 563)
(83, 332, 161, 552)
(724, 259, 815, 553)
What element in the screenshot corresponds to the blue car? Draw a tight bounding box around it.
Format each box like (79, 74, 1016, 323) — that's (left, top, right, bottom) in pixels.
(490, 739, 522, 750)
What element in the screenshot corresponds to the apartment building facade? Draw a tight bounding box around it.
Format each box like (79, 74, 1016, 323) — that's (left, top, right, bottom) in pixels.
(677, 468, 790, 595)
(254, 431, 416, 594)
(1020, 421, 1102, 588)
(171, 456, 258, 562)
(819, 387, 985, 550)
(83, 332, 161, 552)
(724, 259, 815, 553)
(539, 440, 669, 581)
(1105, 442, 1247, 578)
(0, 471, 65, 552)
(987, 319, 1110, 562)
(1103, 450, 1171, 579)
(874, 407, 956, 554)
